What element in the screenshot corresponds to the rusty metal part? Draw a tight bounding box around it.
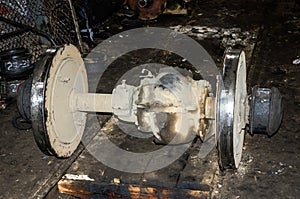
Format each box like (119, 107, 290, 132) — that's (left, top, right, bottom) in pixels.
(127, 0, 166, 20)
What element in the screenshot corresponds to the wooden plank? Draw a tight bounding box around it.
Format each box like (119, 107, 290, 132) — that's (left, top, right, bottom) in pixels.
(56, 117, 214, 198)
(58, 179, 92, 199)
(58, 177, 210, 199)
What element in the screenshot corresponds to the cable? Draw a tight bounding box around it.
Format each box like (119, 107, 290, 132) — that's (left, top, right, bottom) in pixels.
(0, 16, 57, 47)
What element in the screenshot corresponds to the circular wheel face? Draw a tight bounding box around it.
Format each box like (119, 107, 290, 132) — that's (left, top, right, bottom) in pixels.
(216, 48, 247, 170)
(31, 45, 88, 158)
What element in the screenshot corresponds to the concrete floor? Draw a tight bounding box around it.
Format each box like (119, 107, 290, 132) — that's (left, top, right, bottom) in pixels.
(0, 0, 299, 198)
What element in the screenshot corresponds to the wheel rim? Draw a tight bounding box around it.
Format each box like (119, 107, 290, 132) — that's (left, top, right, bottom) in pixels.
(217, 48, 247, 170)
(31, 45, 88, 157)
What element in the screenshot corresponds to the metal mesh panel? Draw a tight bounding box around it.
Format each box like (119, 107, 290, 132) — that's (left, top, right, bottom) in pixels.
(0, 0, 81, 62)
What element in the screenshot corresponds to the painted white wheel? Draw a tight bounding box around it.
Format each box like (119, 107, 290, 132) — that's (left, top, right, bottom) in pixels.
(217, 48, 247, 170)
(232, 51, 247, 167)
(31, 45, 88, 157)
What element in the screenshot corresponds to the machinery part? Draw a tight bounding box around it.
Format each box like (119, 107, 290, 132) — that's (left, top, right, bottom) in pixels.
(0, 48, 33, 80)
(27, 44, 283, 171)
(31, 45, 88, 157)
(0, 48, 32, 112)
(249, 86, 283, 137)
(112, 68, 214, 143)
(0, 79, 22, 111)
(6, 81, 22, 97)
(1, 80, 22, 97)
(217, 48, 247, 170)
(31, 52, 54, 155)
(17, 78, 32, 121)
(128, 0, 166, 20)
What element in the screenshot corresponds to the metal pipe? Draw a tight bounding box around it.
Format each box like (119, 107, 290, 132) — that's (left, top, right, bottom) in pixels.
(73, 93, 113, 113)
